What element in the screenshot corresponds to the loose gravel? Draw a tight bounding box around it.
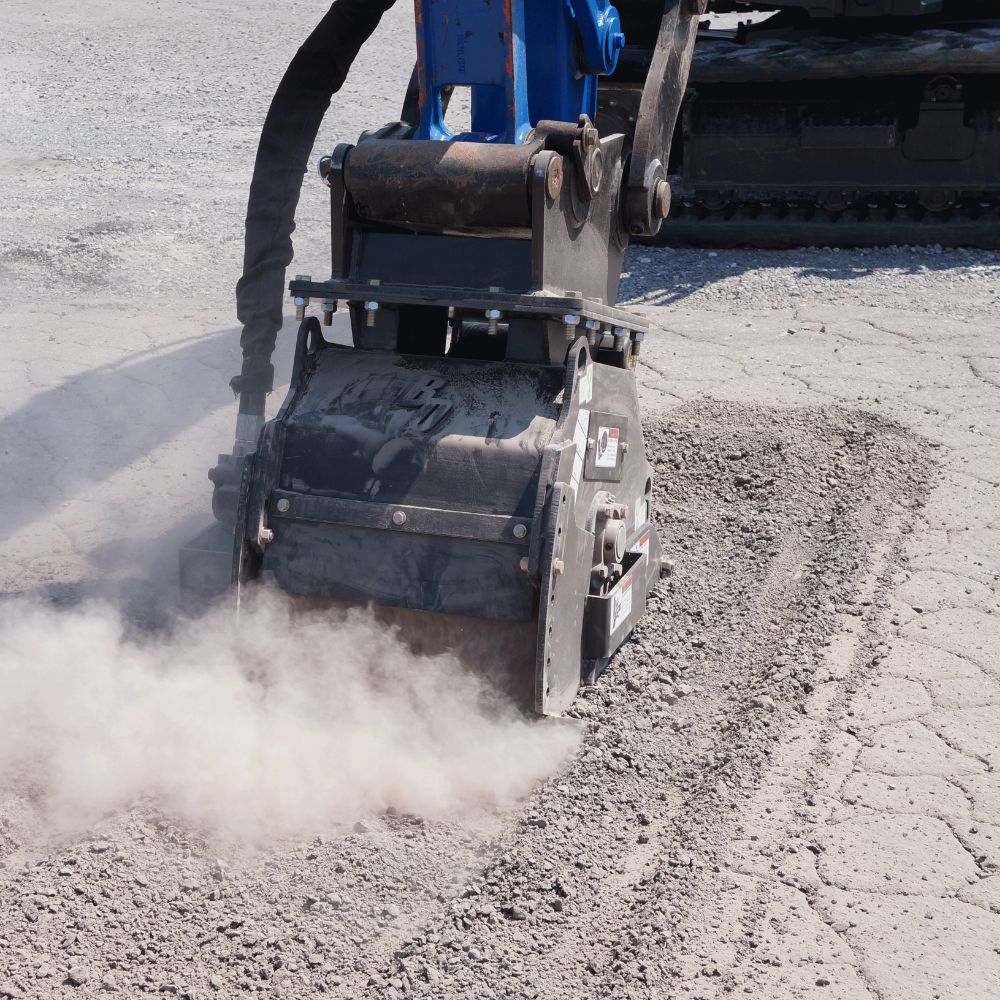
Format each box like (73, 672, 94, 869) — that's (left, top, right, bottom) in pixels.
(0, 401, 931, 999)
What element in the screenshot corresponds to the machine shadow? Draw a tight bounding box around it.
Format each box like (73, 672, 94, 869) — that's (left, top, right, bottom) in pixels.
(0, 327, 242, 545)
(619, 244, 996, 307)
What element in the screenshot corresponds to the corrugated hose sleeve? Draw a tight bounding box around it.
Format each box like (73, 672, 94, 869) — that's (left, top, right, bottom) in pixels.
(232, 0, 398, 405)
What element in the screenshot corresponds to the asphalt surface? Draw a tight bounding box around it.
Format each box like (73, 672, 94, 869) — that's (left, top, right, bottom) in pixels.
(2, 3, 999, 999)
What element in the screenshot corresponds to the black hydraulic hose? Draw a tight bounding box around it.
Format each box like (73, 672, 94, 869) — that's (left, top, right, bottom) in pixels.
(232, 0, 398, 418)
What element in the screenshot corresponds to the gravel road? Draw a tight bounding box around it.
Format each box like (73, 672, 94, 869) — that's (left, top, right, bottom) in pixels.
(2, 4, 999, 1000)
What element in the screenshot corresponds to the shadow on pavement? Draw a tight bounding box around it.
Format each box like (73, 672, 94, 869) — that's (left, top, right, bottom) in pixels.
(0, 327, 241, 545)
(620, 245, 999, 306)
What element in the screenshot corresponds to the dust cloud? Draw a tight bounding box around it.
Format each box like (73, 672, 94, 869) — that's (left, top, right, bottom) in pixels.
(0, 593, 579, 843)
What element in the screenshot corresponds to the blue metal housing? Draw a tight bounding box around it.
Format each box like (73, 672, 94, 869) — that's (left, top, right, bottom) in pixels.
(414, 0, 625, 144)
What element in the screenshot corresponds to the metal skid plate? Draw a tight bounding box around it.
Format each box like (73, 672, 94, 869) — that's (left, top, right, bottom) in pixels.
(533, 339, 663, 715)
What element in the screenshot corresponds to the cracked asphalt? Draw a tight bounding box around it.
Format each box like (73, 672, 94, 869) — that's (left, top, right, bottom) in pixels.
(2, 2, 1000, 999)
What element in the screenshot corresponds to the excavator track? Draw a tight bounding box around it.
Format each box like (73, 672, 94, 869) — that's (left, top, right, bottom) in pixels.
(647, 21, 1000, 248)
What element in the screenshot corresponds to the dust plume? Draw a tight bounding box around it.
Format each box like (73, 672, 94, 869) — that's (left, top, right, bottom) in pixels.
(0, 594, 579, 842)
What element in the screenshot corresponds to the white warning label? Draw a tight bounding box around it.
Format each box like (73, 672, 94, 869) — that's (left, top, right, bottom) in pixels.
(610, 575, 633, 634)
(595, 425, 620, 469)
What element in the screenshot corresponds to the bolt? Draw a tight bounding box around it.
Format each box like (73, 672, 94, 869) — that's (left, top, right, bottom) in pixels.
(294, 297, 306, 322)
(259, 527, 274, 545)
(563, 314, 580, 341)
(512, 523, 528, 540)
(322, 300, 336, 326)
(391, 510, 407, 526)
(365, 301, 379, 328)
(660, 555, 675, 578)
(613, 327, 627, 352)
(621, 442, 630, 455)
(552, 558, 565, 576)
(632, 330, 645, 359)
(486, 308, 502, 336)
(276, 498, 291, 514)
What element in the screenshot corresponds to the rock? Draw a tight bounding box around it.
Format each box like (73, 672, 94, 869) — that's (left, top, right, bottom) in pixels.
(66, 967, 90, 987)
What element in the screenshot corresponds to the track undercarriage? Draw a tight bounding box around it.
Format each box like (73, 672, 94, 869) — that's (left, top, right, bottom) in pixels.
(607, 2, 1000, 247)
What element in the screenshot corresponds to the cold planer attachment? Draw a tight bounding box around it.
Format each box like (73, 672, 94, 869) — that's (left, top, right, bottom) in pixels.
(181, 0, 697, 715)
(238, 316, 664, 715)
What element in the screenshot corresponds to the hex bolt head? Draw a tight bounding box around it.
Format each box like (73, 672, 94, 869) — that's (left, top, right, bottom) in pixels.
(391, 510, 407, 526)
(512, 523, 528, 540)
(259, 527, 275, 545)
(276, 498, 291, 514)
